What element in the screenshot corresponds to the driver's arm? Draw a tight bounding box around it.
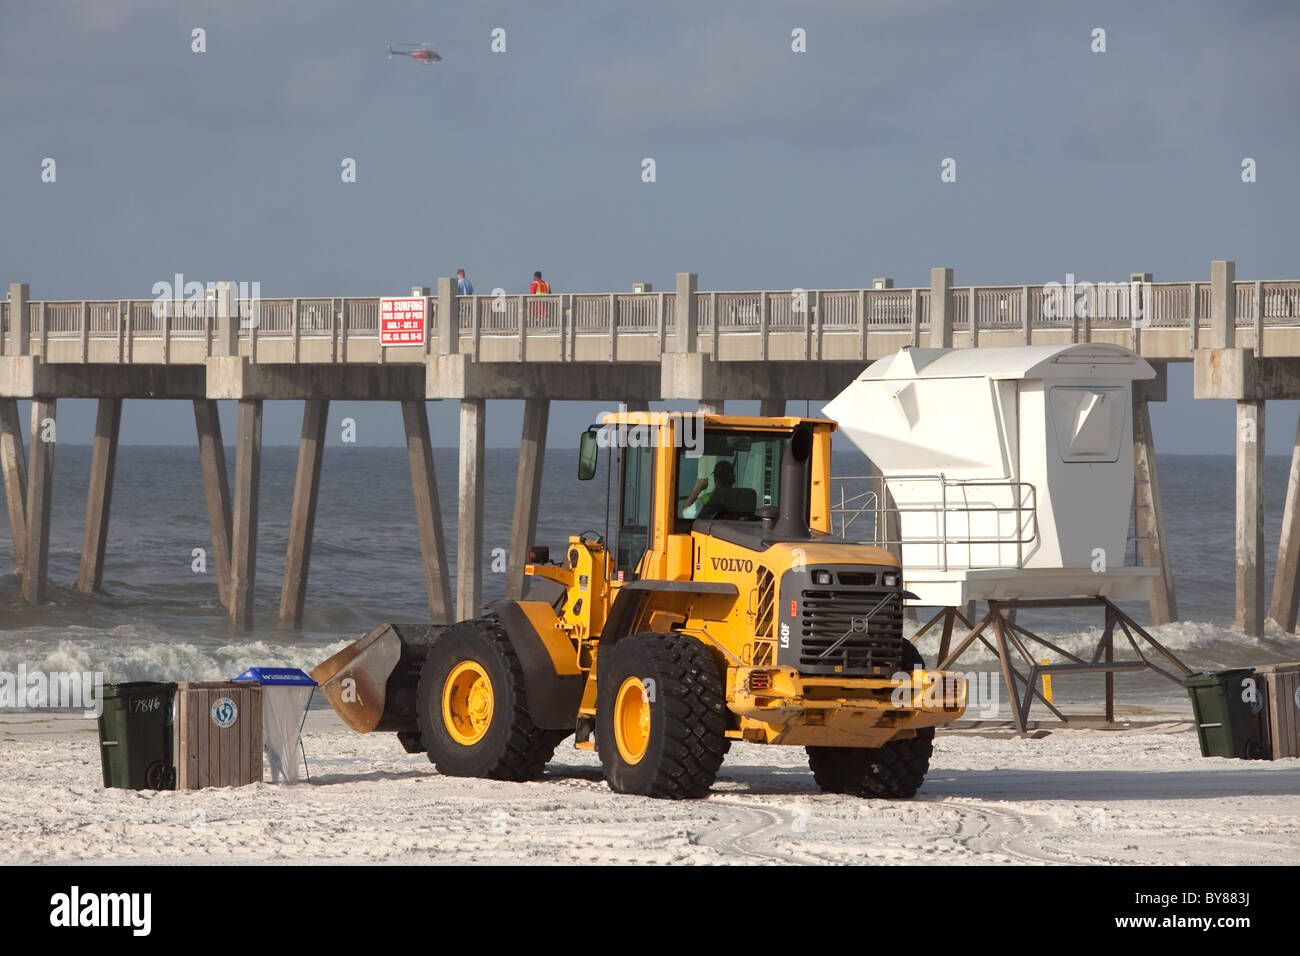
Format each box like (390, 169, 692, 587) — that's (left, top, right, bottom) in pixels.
(683, 477, 709, 508)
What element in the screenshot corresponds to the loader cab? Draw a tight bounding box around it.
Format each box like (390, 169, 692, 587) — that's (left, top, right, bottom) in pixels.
(577, 414, 838, 582)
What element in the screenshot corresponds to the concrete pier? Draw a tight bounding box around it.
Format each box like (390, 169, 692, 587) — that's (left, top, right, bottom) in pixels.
(1191, 260, 1299, 636)
(6, 260, 1300, 633)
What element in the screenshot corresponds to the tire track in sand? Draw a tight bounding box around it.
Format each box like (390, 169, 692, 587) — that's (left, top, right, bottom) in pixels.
(691, 799, 834, 864)
(947, 801, 1109, 864)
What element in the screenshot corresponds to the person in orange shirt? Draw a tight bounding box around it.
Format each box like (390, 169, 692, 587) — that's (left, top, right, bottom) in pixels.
(528, 271, 552, 322)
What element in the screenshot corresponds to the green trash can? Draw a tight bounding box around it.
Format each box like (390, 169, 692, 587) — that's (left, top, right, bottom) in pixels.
(97, 682, 177, 789)
(1182, 668, 1266, 759)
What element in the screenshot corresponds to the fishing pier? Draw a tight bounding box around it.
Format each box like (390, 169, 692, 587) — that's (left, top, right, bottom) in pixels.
(2, 261, 1298, 635)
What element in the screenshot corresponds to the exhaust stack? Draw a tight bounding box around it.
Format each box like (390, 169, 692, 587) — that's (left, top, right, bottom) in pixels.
(771, 425, 813, 539)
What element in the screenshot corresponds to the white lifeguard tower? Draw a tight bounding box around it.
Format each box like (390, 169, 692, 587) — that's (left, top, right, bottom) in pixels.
(823, 343, 1190, 730)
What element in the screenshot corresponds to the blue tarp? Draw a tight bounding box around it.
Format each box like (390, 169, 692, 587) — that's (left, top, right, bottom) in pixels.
(233, 667, 317, 686)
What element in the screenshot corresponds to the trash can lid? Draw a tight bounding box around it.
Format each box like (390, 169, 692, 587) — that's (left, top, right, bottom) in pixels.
(1181, 667, 1255, 688)
(101, 681, 178, 698)
(233, 667, 317, 686)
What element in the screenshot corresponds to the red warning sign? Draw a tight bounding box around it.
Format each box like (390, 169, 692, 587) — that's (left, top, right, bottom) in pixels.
(380, 296, 427, 346)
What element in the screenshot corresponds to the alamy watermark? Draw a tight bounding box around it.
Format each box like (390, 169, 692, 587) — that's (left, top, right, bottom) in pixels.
(0, 664, 104, 718)
(891, 667, 1000, 718)
(1042, 273, 1153, 328)
(49, 886, 150, 936)
(150, 274, 262, 327)
(595, 404, 703, 457)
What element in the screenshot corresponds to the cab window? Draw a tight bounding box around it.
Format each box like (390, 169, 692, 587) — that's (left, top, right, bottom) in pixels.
(675, 430, 788, 523)
(616, 444, 654, 576)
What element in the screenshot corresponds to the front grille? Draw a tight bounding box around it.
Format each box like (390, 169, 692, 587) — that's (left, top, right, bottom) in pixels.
(796, 587, 906, 674)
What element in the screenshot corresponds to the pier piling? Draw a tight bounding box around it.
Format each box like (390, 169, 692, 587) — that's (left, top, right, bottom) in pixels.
(194, 399, 234, 608)
(506, 398, 549, 601)
(76, 397, 122, 594)
(230, 399, 263, 629)
(457, 399, 486, 620)
(1235, 400, 1265, 636)
(1268, 411, 1300, 630)
(23, 399, 55, 604)
(1133, 374, 1178, 624)
(279, 399, 329, 628)
(401, 400, 453, 623)
(0, 399, 28, 577)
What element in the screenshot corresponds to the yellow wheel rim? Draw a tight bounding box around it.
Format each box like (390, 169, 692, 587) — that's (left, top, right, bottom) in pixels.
(614, 676, 651, 765)
(442, 661, 494, 746)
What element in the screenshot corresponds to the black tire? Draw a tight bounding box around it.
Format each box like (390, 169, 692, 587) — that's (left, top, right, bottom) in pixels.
(416, 616, 561, 781)
(145, 760, 175, 791)
(597, 632, 728, 799)
(805, 639, 934, 799)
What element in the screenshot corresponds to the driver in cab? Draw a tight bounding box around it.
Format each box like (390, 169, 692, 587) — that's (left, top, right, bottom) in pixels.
(681, 460, 754, 520)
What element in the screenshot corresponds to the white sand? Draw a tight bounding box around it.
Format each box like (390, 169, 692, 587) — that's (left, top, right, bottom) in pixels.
(3, 710, 1298, 865)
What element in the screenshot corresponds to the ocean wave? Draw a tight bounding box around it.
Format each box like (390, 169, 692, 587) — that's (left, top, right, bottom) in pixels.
(0, 634, 352, 683)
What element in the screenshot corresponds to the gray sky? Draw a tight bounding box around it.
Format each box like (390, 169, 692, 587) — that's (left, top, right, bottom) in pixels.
(2, 0, 1297, 451)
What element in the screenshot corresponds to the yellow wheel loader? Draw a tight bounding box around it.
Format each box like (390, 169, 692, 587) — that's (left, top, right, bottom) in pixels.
(315, 413, 967, 799)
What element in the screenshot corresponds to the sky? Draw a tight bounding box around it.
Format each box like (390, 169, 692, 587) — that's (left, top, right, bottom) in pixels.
(1, 0, 1298, 451)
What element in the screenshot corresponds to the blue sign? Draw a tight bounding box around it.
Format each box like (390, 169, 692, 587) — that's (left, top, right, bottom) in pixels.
(233, 667, 317, 687)
(211, 697, 238, 729)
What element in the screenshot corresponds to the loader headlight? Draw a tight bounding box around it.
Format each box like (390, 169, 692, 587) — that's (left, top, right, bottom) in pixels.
(812, 569, 832, 585)
(882, 571, 900, 587)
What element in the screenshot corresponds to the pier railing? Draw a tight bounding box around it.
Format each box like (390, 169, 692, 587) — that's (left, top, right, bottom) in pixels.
(5, 279, 1300, 362)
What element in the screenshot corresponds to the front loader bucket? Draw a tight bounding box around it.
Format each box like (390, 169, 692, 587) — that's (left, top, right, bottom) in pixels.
(310, 623, 441, 752)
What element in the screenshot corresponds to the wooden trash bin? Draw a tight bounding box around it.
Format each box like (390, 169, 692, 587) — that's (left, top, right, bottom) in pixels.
(1257, 663, 1300, 760)
(173, 681, 264, 789)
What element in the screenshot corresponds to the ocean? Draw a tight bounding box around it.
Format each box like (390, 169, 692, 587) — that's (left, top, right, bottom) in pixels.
(2, 446, 1299, 715)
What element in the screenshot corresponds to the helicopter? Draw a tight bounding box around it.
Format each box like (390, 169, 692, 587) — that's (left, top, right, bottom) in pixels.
(387, 43, 441, 64)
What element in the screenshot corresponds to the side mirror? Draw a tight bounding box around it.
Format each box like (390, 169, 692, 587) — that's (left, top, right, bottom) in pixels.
(577, 429, 599, 481)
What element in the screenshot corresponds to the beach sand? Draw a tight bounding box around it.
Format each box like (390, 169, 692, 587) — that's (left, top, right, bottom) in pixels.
(4, 708, 1298, 865)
